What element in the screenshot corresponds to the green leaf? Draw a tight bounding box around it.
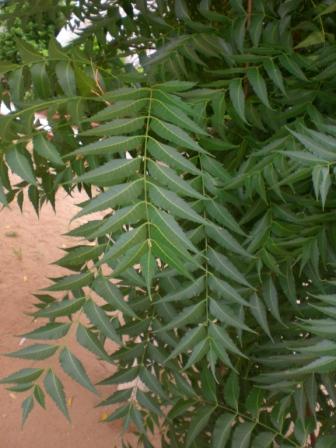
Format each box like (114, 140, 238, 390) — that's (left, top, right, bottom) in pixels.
(66, 220, 102, 238)
(148, 160, 203, 199)
(186, 406, 215, 448)
(28, 185, 39, 215)
(140, 249, 156, 296)
(152, 240, 192, 279)
(205, 200, 245, 236)
(48, 37, 68, 60)
(210, 299, 254, 333)
(55, 61, 76, 96)
(224, 371, 239, 410)
(105, 404, 130, 423)
(103, 87, 150, 102)
(44, 369, 70, 421)
(22, 323, 71, 340)
(89, 203, 145, 238)
(0, 61, 19, 73)
(109, 241, 148, 277)
(151, 118, 205, 153)
(209, 276, 249, 307)
(183, 339, 209, 369)
(279, 55, 307, 81)
(319, 3, 336, 15)
(98, 367, 139, 386)
(137, 390, 162, 416)
(232, 16, 246, 52)
(251, 432, 274, 448)
(83, 300, 122, 344)
(100, 224, 147, 264)
(208, 248, 251, 287)
(152, 98, 207, 135)
(96, 389, 132, 407)
(0, 368, 44, 384)
(201, 367, 217, 401)
(15, 38, 43, 63)
(21, 395, 34, 427)
(288, 129, 336, 161)
(149, 184, 205, 224)
(247, 67, 271, 108)
(175, 0, 190, 20)
(245, 387, 264, 418)
(44, 271, 94, 292)
(33, 385, 45, 408)
(36, 297, 86, 318)
(209, 322, 246, 357)
(206, 224, 251, 258)
(262, 277, 282, 324)
(304, 374, 317, 417)
(284, 151, 326, 164)
(92, 276, 137, 318)
(139, 368, 168, 399)
(151, 223, 201, 270)
(231, 422, 255, 448)
(90, 99, 149, 122)
(229, 78, 247, 123)
(320, 167, 331, 209)
(149, 206, 200, 255)
(256, 357, 336, 383)
(263, 59, 286, 95)
(76, 324, 111, 362)
(6, 383, 33, 392)
(6, 146, 36, 185)
(315, 436, 336, 448)
(157, 301, 205, 332)
(55, 244, 105, 270)
(173, 372, 197, 398)
(212, 413, 235, 448)
(72, 135, 143, 157)
(6, 344, 58, 360)
(148, 138, 201, 175)
(154, 81, 196, 92)
(80, 117, 146, 137)
(249, 14, 263, 47)
(31, 62, 52, 99)
(249, 293, 273, 340)
(158, 277, 204, 303)
(166, 326, 207, 360)
(74, 180, 143, 218)
(32, 134, 63, 166)
(0, 180, 7, 205)
(59, 347, 97, 394)
(75, 158, 140, 186)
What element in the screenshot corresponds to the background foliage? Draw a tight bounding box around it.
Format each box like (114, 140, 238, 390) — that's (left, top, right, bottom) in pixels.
(1, 0, 336, 446)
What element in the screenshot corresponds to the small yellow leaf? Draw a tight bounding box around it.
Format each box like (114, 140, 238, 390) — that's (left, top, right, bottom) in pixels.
(100, 412, 108, 421)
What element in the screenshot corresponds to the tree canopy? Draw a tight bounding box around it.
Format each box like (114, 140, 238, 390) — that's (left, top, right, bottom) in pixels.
(1, 1, 336, 447)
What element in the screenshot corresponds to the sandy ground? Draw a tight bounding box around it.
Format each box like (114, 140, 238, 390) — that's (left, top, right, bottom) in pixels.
(0, 189, 142, 448)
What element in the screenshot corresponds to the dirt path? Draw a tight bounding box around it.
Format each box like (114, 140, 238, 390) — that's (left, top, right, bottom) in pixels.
(0, 190, 140, 448)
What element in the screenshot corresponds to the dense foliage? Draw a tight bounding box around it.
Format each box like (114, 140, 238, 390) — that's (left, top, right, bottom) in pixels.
(1, 0, 336, 446)
(0, 0, 70, 62)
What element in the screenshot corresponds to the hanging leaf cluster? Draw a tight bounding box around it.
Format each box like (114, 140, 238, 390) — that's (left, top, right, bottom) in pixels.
(1, 0, 336, 447)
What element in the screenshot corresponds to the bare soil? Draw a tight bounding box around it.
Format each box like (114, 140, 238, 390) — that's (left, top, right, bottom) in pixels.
(0, 189, 141, 448)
